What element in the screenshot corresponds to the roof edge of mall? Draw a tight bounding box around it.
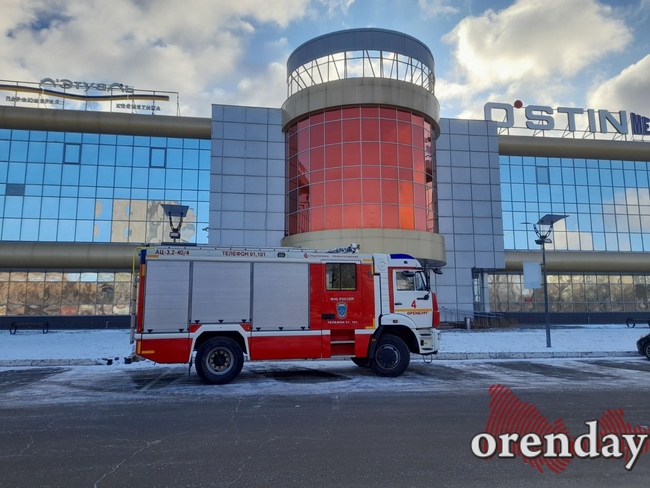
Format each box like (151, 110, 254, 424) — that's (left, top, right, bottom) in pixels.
(3, 105, 646, 161)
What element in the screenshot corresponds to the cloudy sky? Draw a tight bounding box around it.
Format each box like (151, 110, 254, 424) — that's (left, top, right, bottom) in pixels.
(1, 0, 648, 120)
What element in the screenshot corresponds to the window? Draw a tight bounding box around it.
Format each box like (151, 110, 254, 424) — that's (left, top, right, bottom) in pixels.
(395, 270, 427, 291)
(415, 272, 427, 291)
(396, 272, 414, 290)
(64, 143, 81, 164)
(536, 165, 549, 184)
(326, 263, 357, 290)
(150, 147, 166, 167)
(5, 183, 25, 196)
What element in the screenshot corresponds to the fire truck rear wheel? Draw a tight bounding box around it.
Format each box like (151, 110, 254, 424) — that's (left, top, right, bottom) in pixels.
(195, 337, 244, 385)
(370, 334, 410, 377)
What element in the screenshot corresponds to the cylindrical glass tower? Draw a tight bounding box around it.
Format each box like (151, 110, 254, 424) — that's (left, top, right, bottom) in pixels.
(281, 28, 445, 265)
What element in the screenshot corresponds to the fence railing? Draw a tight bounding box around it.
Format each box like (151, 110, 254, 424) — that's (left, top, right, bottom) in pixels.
(439, 307, 517, 329)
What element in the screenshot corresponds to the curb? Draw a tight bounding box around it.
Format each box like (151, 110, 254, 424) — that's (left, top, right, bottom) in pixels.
(0, 352, 640, 368)
(0, 358, 117, 367)
(432, 351, 639, 360)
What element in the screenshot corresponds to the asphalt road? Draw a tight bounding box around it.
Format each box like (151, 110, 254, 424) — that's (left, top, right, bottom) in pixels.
(1, 359, 649, 487)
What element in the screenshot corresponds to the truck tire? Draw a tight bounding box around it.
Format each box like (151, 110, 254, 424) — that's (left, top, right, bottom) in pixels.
(644, 342, 650, 361)
(195, 337, 244, 385)
(370, 334, 410, 377)
(351, 357, 370, 367)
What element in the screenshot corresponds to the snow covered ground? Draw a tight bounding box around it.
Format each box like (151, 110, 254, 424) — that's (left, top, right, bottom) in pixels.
(0, 323, 647, 364)
(1, 325, 648, 404)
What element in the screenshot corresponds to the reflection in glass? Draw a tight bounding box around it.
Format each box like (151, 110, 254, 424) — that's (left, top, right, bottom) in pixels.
(489, 272, 650, 314)
(151, 148, 166, 167)
(0, 270, 138, 316)
(501, 155, 650, 252)
(0, 129, 209, 246)
(286, 108, 436, 234)
(0, 129, 211, 318)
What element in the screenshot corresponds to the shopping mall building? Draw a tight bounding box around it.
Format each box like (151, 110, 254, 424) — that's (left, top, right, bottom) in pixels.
(1, 28, 649, 328)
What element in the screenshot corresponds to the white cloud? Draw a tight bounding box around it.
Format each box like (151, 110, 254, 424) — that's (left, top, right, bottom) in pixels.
(317, 0, 355, 16)
(439, 0, 632, 116)
(549, 219, 593, 251)
(550, 187, 650, 252)
(0, 0, 310, 116)
(418, 0, 459, 17)
(587, 55, 650, 115)
(230, 61, 288, 108)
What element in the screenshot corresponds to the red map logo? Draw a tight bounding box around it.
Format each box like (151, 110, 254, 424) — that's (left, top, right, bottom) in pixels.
(471, 384, 650, 472)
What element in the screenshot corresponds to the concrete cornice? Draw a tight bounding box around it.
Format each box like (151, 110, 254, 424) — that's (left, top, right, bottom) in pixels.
(282, 78, 441, 136)
(0, 242, 142, 269)
(0, 105, 211, 139)
(499, 135, 650, 161)
(505, 250, 650, 273)
(282, 228, 446, 266)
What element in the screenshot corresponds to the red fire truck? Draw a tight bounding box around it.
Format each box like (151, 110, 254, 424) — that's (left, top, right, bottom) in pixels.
(130, 244, 441, 384)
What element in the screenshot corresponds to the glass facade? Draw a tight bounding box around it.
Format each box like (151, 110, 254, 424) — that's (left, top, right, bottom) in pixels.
(0, 127, 210, 317)
(288, 48, 434, 97)
(492, 154, 650, 316)
(0, 270, 132, 316)
(286, 106, 436, 235)
(501, 155, 650, 252)
(0, 129, 210, 244)
(489, 273, 650, 314)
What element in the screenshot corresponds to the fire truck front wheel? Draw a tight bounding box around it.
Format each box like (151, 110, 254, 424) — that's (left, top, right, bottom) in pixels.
(195, 337, 244, 385)
(370, 334, 410, 377)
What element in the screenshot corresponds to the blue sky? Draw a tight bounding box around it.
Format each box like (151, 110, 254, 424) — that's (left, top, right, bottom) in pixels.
(1, 0, 649, 119)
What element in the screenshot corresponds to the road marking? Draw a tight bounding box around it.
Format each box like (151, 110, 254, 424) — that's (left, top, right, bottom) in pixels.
(140, 370, 171, 391)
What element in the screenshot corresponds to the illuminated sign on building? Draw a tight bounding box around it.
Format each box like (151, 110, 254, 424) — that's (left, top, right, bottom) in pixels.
(484, 102, 649, 137)
(0, 78, 170, 112)
(630, 112, 650, 135)
(40, 78, 135, 93)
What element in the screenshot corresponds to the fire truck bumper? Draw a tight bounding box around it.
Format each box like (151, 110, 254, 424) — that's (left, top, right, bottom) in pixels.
(416, 329, 441, 354)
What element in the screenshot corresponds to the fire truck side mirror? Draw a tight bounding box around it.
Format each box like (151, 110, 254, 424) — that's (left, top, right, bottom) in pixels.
(423, 266, 435, 291)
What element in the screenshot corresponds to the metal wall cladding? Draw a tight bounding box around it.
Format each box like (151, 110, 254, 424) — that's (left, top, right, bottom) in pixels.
(142, 261, 190, 332)
(190, 262, 251, 324)
(177, 260, 309, 329)
(252, 262, 309, 330)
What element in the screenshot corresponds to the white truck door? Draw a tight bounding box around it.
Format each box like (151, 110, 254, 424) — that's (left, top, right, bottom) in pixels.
(392, 269, 433, 328)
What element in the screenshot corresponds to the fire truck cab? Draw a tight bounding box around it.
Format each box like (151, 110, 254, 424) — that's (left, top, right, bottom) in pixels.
(131, 245, 441, 384)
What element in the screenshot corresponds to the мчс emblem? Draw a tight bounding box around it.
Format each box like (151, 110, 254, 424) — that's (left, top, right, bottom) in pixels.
(336, 302, 348, 319)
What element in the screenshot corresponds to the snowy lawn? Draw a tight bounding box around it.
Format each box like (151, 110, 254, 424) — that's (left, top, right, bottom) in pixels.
(1, 324, 646, 362)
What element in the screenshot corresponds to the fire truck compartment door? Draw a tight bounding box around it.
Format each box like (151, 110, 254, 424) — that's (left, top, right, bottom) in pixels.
(191, 262, 251, 323)
(143, 260, 190, 333)
(252, 262, 309, 330)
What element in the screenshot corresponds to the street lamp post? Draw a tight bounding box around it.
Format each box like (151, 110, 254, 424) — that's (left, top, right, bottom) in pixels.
(537, 235, 552, 347)
(528, 214, 568, 348)
(160, 203, 189, 243)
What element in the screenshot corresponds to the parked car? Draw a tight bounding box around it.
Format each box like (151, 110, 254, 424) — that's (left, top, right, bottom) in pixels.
(637, 333, 650, 360)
